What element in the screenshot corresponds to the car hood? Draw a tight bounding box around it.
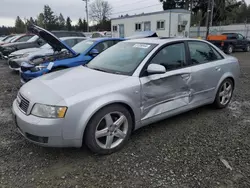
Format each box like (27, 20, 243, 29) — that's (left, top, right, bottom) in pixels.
(10, 48, 40, 56)
(27, 25, 77, 56)
(25, 48, 54, 58)
(22, 66, 128, 101)
(2, 41, 32, 47)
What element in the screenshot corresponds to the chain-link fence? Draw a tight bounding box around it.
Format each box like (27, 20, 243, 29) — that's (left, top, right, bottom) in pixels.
(190, 24, 250, 39)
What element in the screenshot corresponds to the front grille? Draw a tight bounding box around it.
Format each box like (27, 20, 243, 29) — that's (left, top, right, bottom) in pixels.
(18, 94, 30, 113)
(9, 60, 20, 68)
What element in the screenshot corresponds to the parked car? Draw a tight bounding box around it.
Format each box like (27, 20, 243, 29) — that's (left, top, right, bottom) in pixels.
(207, 33, 250, 54)
(20, 25, 123, 83)
(8, 37, 86, 71)
(0, 35, 18, 45)
(12, 37, 240, 154)
(0, 29, 86, 59)
(91, 31, 110, 38)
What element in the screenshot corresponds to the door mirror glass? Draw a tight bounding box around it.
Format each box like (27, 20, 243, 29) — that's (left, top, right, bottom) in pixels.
(147, 64, 166, 75)
(37, 39, 43, 45)
(89, 48, 99, 57)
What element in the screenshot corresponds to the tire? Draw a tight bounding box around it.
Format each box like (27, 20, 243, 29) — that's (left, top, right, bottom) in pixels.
(84, 104, 133, 154)
(243, 44, 250, 52)
(214, 78, 234, 109)
(226, 45, 234, 54)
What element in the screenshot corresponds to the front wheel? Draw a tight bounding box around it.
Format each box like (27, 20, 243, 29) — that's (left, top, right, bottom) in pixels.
(214, 78, 234, 109)
(84, 104, 133, 154)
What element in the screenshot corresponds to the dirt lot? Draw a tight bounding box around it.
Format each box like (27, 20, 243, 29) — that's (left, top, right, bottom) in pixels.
(0, 53, 250, 188)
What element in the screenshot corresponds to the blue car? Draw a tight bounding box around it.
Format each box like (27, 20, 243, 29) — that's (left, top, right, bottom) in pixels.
(20, 25, 124, 83)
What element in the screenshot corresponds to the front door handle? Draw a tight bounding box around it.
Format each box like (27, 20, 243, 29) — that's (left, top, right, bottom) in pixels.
(181, 74, 190, 80)
(215, 67, 221, 71)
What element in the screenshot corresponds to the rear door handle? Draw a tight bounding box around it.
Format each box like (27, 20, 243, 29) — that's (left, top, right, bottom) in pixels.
(215, 67, 221, 71)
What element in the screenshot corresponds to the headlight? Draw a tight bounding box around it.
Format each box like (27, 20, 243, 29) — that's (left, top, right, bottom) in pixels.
(22, 53, 29, 58)
(30, 65, 47, 72)
(31, 103, 67, 118)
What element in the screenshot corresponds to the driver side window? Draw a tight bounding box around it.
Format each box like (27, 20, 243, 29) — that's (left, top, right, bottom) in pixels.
(150, 42, 186, 71)
(237, 34, 244, 40)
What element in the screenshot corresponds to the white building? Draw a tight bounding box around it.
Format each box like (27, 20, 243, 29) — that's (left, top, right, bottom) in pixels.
(111, 9, 191, 38)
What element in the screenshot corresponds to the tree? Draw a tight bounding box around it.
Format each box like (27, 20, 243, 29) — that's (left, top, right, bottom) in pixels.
(83, 19, 88, 32)
(77, 18, 84, 31)
(89, 0, 112, 23)
(58, 13, 65, 29)
(15, 16, 25, 33)
(66, 17, 72, 31)
(43, 5, 58, 30)
(37, 13, 45, 27)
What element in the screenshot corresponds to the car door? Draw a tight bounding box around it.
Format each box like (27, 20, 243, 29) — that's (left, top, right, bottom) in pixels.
(139, 42, 192, 121)
(187, 41, 224, 104)
(237, 33, 248, 48)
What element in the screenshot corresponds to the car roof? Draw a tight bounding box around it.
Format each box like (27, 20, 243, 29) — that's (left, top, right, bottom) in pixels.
(123, 37, 206, 45)
(90, 37, 124, 42)
(59, 36, 87, 40)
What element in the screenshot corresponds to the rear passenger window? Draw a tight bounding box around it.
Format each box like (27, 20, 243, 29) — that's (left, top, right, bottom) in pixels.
(188, 41, 222, 65)
(150, 42, 186, 70)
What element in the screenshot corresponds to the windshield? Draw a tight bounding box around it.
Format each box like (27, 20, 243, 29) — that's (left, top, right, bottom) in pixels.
(72, 40, 95, 54)
(5, 36, 18, 43)
(27, 35, 39, 42)
(40, 43, 52, 49)
(87, 42, 157, 75)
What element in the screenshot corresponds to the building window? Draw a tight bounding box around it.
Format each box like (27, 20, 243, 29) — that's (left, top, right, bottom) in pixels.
(113, 25, 118, 32)
(157, 21, 165, 30)
(135, 23, 142, 31)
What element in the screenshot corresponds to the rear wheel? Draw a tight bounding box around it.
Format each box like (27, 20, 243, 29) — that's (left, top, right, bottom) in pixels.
(214, 78, 234, 109)
(243, 44, 250, 52)
(226, 45, 234, 54)
(84, 104, 133, 154)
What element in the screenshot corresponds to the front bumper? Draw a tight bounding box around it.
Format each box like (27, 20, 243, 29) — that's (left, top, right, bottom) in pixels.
(8, 59, 21, 71)
(20, 68, 49, 83)
(12, 99, 80, 147)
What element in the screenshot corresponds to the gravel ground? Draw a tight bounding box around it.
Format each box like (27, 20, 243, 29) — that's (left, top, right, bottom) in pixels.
(0, 53, 250, 188)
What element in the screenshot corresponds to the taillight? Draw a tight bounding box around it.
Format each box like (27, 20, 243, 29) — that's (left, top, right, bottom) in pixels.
(221, 42, 224, 46)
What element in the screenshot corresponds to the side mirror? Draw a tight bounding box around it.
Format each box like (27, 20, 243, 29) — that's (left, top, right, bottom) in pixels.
(89, 48, 99, 57)
(37, 39, 43, 45)
(147, 64, 166, 75)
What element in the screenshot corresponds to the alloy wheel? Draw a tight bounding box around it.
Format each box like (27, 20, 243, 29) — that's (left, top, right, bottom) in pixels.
(95, 111, 129, 149)
(219, 81, 233, 105)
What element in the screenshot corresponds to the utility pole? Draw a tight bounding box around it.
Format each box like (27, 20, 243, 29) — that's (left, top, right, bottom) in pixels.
(210, 0, 214, 27)
(82, 0, 89, 32)
(205, 0, 211, 39)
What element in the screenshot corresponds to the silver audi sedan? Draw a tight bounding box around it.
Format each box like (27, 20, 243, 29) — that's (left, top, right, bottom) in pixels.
(12, 38, 240, 154)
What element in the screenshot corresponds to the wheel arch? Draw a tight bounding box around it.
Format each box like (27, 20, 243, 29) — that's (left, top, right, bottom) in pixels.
(76, 96, 140, 146)
(214, 73, 235, 101)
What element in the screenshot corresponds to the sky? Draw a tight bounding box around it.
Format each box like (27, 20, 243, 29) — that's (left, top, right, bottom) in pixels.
(0, 0, 163, 26)
(0, 0, 249, 27)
